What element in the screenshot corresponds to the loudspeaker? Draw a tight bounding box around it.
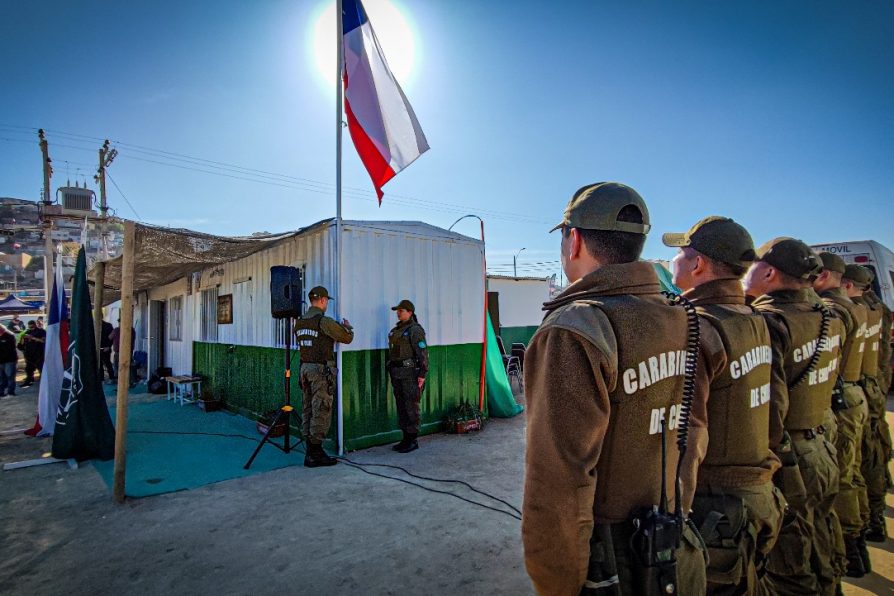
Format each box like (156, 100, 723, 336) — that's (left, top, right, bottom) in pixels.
(270, 266, 303, 319)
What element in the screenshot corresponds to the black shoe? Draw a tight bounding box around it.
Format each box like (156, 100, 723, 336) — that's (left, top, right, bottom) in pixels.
(858, 532, 872, 573)
(304, 443, 338, 468)
(396, 434, 418, 454)
(845, 536, 867, 578)
(866, 515, 887, 542)
(392, 432, 410, 451)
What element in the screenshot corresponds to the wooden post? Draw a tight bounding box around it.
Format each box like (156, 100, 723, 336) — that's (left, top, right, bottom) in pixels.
(113, 222, 136, 503)
(93, 262, 106, 362)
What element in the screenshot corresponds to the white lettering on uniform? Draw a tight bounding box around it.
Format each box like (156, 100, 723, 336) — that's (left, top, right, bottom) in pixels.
(648, 406, 682, 435)
(623, 350, 688, 395)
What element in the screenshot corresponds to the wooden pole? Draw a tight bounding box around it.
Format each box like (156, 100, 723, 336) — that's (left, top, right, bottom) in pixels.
(93, 262, 106, 362)
(113, 221, 136, 503)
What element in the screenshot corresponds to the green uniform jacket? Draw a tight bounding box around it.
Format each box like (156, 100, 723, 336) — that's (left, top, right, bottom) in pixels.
(387, 319, 429, 379)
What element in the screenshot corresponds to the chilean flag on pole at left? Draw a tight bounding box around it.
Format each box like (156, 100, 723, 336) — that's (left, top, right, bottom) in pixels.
(26, 252, 69, 437)
(342, 0, 429, 202)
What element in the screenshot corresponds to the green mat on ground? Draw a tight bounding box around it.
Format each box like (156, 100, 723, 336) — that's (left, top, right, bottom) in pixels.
(486, 312, 524, 418)
(92, 400, 304, 498)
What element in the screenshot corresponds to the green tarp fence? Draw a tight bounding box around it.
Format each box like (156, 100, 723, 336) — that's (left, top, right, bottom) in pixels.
(486, 312, 524, 418)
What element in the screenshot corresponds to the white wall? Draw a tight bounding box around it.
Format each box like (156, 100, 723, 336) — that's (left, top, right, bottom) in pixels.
(144, 221, 485, 375)
(487, 277, 550, 328)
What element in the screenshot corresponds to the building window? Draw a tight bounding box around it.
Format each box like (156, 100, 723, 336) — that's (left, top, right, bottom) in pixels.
(201, 287, 219, 342)
(169, 296, 183, 341)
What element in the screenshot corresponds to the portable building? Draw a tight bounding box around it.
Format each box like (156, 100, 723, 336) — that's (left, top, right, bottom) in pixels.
(111, 219, 485, 451)
(486, 275, 551, 347)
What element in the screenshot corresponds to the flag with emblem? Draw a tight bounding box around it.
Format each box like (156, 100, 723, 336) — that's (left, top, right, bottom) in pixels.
(30, 252, 68, 437)
(51, 247, 115, 460)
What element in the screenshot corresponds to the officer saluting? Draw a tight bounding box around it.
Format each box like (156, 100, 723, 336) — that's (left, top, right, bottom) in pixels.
(744, 238, 842, 595)
(664, 217, 784, 594)
(387, 299, 428, 453)
(294, 286, 354, 468)
(522, 182, 706, 596)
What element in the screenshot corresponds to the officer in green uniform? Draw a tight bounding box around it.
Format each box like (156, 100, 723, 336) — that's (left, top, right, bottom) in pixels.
(293, 286, 354, 468)
(813, 254, 870, 578)
(387, 299, 428, 453)
(523, 182, 706, 596)
(664, 217, 784, 595)
(849, 266, 890, 544)
(744, 238, 842, 596)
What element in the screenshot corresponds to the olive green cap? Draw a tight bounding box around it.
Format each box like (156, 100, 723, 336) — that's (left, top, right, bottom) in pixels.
(549, 182, 651, 234)
(662, 216, 755, 268)
(818, 252, 846, 274)
(391, 299, 415, 312)
(755, 237, 822, 280)
(308, 286, 331, 300)
(843, 264, 873, 286)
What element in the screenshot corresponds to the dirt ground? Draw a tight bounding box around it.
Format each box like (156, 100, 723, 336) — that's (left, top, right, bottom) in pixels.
(2, 377, 894, 595)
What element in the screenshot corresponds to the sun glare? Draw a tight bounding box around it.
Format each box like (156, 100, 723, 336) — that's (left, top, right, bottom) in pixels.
(310, 0, 418, 91)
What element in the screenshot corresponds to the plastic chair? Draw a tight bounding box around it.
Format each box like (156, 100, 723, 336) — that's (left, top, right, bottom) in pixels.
(496, 336, 522, 386)
(510, 342, 526, 373)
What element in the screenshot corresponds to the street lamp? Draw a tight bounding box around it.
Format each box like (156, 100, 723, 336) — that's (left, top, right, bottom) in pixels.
(513, 247, 526, 277)
(447, 214, 488, 412)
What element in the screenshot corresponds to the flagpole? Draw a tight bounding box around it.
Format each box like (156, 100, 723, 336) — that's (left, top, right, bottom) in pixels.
(335, 0, 345, 455)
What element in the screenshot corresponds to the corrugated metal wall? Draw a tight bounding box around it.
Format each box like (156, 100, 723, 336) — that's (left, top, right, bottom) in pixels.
(147, 221, 484, 376)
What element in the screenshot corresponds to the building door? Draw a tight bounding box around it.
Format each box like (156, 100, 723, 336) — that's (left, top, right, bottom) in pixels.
(149, 300, 166, 375)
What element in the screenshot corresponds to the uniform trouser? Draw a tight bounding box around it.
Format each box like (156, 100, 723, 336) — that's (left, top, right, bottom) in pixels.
(390, 370, 421, 435)
(861, 376, 890, 529)
(815, 410, 846, 587)
(693, 482, 785, 596)
(24, 357, 43, 383)
(100, 348, 115, 380)
(833, 384, 869, 538)
(581, 517, 706, 596)
(765, 434, 839, 595)
(300, 363, 335, 444)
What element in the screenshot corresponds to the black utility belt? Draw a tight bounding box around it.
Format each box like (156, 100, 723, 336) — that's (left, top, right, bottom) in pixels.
(390, 359, 416, 368)
(788, 426, 826, 440)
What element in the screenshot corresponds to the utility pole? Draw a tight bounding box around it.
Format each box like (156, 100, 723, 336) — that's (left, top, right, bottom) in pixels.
(39, 129, 55, 305)
(93, 140, 115, 358)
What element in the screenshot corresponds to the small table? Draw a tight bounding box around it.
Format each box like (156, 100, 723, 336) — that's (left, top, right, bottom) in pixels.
(164, 375, 203, 406)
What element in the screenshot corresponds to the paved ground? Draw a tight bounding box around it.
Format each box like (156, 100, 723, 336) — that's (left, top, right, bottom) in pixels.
(2, 376, 894, 595)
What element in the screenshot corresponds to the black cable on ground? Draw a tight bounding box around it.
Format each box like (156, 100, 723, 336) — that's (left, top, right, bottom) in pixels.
(338, 456, 522, 517)
(128, 430, 522, 522)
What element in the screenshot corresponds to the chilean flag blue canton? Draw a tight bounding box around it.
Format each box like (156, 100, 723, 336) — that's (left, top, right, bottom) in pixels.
(342, 0, 429, 203)
(36, 252, 69, 436)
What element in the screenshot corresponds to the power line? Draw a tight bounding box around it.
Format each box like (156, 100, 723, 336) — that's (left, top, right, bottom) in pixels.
(106, 172, 141, 220)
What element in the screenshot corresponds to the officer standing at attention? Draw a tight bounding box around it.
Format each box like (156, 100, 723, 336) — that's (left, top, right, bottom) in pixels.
(857, 267, 893, 543)
(387, 299, 428, 453)
(744, 238, 842, 596)
(293, 286, 354, 468)
(522, 182, 706, 596)
(814, 254, 871, 578)
(664, 217, 784, 594)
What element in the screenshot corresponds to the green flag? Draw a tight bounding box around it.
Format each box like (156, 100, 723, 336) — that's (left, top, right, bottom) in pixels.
(52, 247, 115, 461)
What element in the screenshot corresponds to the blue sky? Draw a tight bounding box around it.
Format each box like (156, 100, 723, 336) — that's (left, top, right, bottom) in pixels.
(1, 0, 892, 280)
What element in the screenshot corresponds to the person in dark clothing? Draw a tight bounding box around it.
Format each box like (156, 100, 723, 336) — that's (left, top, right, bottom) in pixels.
(0, 325, 18, 396)
(387, 299, 428, 453)
(19, 320, 46, 387)
(100, 320, 115, 381)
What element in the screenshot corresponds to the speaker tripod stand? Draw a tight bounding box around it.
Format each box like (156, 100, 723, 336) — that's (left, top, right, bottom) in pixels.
(244, 317, 304, 469)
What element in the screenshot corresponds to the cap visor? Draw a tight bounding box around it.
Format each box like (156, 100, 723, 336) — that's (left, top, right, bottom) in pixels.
(390, 305, 399, 310)
(548, 222, 564, 233)
(661, 232, 688, 248)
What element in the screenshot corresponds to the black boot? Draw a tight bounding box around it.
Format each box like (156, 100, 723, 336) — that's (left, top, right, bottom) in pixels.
(392, 432, 410, 451)
(304, 443, 338, 468)
(396, 433, 418, 453)
(844, 536, 867, 578)
(866, 515, 887, 543)
(857, 531, 872, 573)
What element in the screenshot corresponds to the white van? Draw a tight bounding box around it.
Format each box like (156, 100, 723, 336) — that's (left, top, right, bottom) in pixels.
(810, 240, 894, 312)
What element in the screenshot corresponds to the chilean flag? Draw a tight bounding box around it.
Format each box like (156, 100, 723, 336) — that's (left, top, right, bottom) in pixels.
(342, 0, 429, 203)
(31, 253, 69, 437)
